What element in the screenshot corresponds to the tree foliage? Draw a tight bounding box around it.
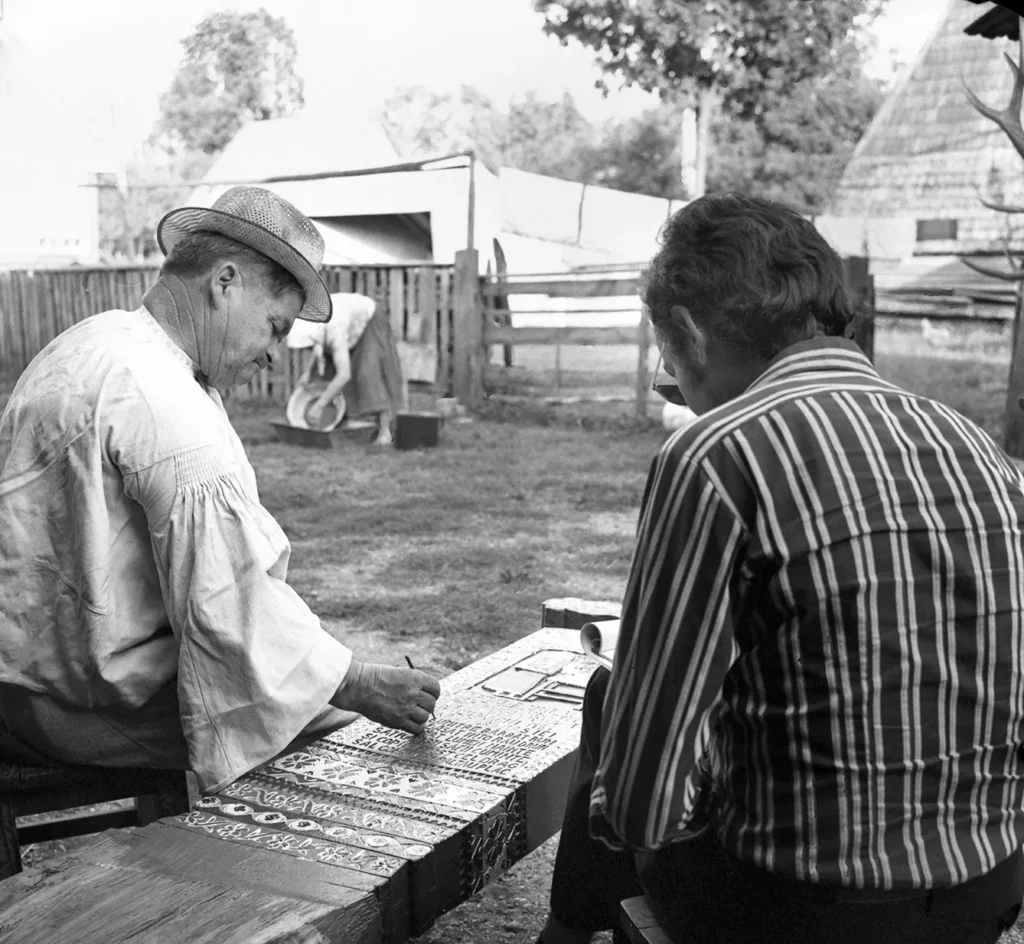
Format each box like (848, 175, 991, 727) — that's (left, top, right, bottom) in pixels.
(503, 92, 599, 180)
(707, 63, 883, 211)
(98, 146, 214, 260)
(379, 71, 882, 214)
(100, 9, 304, 259)
(533, 0, 885, 117)
(380, 85, 508, 170)
(381, 86, 600, 180)
(155, 8, 304, 155)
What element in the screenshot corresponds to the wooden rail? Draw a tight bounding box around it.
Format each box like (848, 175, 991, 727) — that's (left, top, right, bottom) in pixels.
(483, 278, 639, 299)
(484, 325, 642, 346)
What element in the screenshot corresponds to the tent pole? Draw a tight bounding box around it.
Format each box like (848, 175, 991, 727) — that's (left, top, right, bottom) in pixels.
(467, 151, 476, 251)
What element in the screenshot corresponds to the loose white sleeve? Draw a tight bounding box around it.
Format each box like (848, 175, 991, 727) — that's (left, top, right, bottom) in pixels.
(124, 443, 353, 793)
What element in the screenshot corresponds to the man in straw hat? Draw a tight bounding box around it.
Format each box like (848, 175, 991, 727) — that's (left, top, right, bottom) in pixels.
(0, 186, 439, 794)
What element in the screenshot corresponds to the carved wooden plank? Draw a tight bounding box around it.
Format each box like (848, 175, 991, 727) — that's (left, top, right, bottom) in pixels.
(0, 852, 380, 944)
(274, 629, 590, 932)
(78, 826, 381, 911)
(4, 631, 587, 943)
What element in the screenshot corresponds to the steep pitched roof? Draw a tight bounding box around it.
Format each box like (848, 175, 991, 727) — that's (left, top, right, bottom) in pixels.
(831, 0, 1024, 254)
(196, 109, 405, 185)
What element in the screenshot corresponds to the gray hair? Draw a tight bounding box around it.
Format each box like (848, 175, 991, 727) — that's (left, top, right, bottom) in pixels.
(160, 231, 303, 299)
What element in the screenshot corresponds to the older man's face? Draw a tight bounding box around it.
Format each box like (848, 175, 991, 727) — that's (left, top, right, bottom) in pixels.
(204, 265, 304, 389)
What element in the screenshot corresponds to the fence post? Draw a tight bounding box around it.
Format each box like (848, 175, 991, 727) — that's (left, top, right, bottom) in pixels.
(452, 249, 483, 407)
(493, 238, 513, 367)
(843, 256, 875, 362)
(635, 314, 651, 419)
(1004, 285, 1024, 458)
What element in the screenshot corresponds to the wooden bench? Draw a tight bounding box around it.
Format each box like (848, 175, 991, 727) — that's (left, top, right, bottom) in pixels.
(0, 762, 190, 879)
(0, 627, 594, 943)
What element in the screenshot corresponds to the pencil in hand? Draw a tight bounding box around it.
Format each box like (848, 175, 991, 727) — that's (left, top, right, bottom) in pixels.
(405, 655, 435, 723)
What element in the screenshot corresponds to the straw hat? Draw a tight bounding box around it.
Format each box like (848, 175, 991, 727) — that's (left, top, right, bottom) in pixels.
(157, 186, 333, 323)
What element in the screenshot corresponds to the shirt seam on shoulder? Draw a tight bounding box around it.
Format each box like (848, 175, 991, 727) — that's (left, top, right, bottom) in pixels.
(698, 455, 750, 532)
(119, 441, 225, 477)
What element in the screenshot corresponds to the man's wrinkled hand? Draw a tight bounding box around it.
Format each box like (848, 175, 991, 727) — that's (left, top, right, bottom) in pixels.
(331, 660, 441, 735)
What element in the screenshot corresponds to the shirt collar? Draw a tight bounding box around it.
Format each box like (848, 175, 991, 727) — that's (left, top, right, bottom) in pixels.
(138, 305, 198, 375)
(747, 336, 878, 393)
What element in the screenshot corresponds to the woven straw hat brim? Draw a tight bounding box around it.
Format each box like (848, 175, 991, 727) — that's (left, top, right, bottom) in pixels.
(157, 207, 332, 323)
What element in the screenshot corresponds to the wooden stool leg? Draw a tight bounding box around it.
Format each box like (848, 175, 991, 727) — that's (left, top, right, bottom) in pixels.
(134, 773, 191, 826)
(0, 795, 22, 879)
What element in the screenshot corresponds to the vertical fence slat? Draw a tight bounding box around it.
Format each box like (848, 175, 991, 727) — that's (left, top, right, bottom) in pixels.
(0, 274, 12, 368)
(437, 268, 452, 397)
(419, 268, 438, 348)
(14, 272, 28, 370)
(0, 274, 9, 366)
(389, 269, 405, 342)
(29, 274, 42, 369)
(407, 268, 421, 344)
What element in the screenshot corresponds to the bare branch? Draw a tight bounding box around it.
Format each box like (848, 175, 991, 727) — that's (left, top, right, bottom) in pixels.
(979, 193, 1024, 214)
(962, 258, 1024, 282)
(963, 36, 1024, 164)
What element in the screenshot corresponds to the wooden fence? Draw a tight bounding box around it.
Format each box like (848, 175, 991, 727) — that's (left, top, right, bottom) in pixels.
(0, 263, 457, 403)
(481, 271, 651, 416)
(478, 258, 879, 417)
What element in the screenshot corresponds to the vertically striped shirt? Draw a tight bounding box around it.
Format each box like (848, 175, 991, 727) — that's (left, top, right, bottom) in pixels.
(590, 337, 1024, 890)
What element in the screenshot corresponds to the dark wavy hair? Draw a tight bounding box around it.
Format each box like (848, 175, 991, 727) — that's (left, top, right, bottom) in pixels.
(160, 231, 302, 299)
(641, 193, 852, 360)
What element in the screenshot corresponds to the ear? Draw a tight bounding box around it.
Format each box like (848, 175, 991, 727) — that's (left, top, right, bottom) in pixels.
(670, 304, 709, 366)
(209, 262, 240, 310)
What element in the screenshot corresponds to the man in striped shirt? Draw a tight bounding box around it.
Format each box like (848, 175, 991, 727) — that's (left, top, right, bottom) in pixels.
(538, 194, 1024, 944)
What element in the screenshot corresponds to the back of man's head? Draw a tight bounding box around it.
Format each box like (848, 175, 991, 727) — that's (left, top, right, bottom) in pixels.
(160, 231, 302, 300)
(642, 193, 852, 361)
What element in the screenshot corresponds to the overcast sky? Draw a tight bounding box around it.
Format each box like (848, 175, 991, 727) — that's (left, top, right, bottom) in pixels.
(4, 0, 949, 162)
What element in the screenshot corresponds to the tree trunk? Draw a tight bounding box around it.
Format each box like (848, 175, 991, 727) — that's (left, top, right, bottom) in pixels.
(695, 88, 716, 199)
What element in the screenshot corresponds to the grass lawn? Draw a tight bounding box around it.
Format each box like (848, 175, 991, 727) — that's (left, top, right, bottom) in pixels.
(9, 317, 1024, 943)
(224, 397, 662, 678)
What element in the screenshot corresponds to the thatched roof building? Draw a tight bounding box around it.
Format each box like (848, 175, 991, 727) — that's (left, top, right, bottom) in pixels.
(831, 0, 1024, 256)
